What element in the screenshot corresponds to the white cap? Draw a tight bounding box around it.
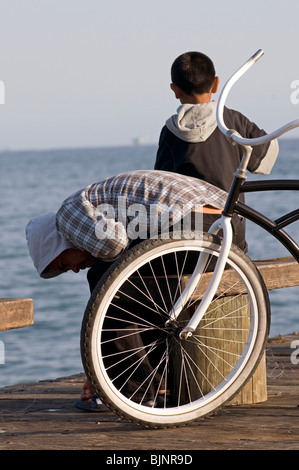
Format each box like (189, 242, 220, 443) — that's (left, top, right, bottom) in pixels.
(25, 212, 76, 278)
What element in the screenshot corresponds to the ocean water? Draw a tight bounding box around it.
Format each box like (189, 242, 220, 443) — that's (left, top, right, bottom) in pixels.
(0, 141, 298, 388)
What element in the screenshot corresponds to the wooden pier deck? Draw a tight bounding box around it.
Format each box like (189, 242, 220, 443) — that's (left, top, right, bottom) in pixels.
(0, 334, 299, 451)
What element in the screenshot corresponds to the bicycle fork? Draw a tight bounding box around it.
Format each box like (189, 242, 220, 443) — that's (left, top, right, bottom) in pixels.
(167, 214, 233, 338)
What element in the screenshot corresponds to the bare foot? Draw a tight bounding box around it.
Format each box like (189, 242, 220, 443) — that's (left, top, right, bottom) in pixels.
(81, 379, 94, 401)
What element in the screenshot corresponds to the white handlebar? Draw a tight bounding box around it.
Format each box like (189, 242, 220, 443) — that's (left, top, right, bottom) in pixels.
(216, 49, 299, 146)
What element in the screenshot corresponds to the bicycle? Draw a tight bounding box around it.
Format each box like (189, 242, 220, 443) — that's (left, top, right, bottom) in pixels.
(80, 50, 299, 428)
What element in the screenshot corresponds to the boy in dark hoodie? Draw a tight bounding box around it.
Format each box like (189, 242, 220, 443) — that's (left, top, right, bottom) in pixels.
(154, 51, 279, 251)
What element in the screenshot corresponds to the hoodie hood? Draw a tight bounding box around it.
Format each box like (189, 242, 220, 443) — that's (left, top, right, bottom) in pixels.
(25, 212, 76, 278)
(166, 101, 218, 143)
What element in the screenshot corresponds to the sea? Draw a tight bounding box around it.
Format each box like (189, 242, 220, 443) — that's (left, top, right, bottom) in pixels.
(0, 140, 298, 388)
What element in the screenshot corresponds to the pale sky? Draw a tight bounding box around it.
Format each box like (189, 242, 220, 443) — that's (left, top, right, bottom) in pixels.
(1, 0, 299, 150)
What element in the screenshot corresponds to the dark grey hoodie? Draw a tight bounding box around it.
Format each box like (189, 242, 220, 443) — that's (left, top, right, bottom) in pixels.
(155, 101, 279, 250)
(164, 101, 278, 174)
(155, 102, 279, 191)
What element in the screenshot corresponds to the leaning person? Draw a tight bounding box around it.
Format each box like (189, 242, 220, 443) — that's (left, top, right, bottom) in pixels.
(26, 169, 227, 411)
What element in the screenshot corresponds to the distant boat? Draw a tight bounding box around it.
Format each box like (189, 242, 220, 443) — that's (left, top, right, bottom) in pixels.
(132, 136, 145, 145)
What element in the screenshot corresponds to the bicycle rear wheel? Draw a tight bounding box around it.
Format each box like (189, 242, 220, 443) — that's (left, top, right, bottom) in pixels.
(81, 232, 270, 428)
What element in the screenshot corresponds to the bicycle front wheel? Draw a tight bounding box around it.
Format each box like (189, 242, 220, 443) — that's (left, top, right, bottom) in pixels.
(81, 232, 270, 428)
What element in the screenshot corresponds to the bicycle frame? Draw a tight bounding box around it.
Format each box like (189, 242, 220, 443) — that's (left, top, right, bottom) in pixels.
(168, 49, 299, 338)
(238, 180, 299, 261)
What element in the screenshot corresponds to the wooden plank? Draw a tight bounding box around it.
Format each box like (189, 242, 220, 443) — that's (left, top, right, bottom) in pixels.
(255, 256, 299, 290)
(187, 256, 299, 300)
(128, 257, 299, 303)
(0, 298, 34, 331)
(0, 338, 297, 450)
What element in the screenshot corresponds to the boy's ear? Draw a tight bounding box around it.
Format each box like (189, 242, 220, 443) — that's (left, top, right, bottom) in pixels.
(170, 83, 182, 99)
(211, 76, 220, 94)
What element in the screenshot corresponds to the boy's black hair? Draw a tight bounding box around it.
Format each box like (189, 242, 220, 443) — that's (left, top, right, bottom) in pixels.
(171, 51, 216, 95)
